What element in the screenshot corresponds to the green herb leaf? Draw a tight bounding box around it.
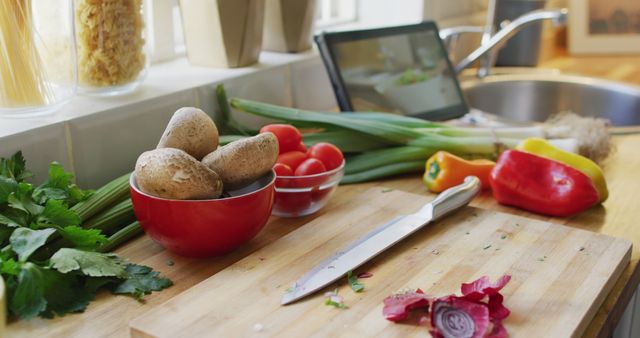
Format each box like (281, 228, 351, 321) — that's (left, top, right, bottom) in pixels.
(32, 187, 68, 205)
(38, 200, 81, 228)
(0, 151, 32, 182)
(0, 257, 20, 275)
(111, 264, 173, 300)
(39, 271, 95, 318)
(0, 209, 26, 228)
(33, 162, 92, 206)
(50, 248, 127, 278)
(347, 270, 365, 293)
(43, 162, 73, 190)
(59, 226, 108, 251)
(0, 176, 18, 203)
(10, 262, 50, 319)
(10, 228, 57, 262)
(8, 183, 43, 216)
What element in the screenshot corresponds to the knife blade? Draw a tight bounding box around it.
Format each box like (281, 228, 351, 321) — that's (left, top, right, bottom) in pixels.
(281, 176, 481, 305)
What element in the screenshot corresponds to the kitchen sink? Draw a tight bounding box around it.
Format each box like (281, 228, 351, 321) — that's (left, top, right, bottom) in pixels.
(460, 69, 640, 126)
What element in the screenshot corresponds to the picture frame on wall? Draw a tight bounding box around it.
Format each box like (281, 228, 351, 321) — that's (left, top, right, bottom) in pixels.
(569, 0, 640, 54)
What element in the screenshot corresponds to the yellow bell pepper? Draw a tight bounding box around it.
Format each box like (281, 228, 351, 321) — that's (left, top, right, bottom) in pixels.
(423, 151, 495, 193)
(516, 138, 608, 202)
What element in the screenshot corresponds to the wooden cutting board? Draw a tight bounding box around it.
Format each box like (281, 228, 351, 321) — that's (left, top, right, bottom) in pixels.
(130, 188, 631, 338)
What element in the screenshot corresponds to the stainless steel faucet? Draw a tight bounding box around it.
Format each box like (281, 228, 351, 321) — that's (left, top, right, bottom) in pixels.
(439, 3, 568, 77)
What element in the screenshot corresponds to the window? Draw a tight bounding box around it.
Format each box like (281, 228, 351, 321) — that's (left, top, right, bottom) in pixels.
(316, 0, 358, 28)
(146, 0, 359, 64)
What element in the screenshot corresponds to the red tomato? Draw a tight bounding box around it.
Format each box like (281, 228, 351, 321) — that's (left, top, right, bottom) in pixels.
(260, 124, 302, 153)
(295, 142, 307, 153)
(273, 163, 293, 176)
(295, 158, 327, 176)
(277, 151, 308, 171)
(308, 143, 344, 170)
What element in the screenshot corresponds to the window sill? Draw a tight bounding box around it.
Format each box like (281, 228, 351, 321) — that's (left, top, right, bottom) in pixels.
(0, 50, 323, 138)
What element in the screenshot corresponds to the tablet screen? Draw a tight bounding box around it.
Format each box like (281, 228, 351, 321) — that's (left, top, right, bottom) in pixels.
(316, 23, 467, 120)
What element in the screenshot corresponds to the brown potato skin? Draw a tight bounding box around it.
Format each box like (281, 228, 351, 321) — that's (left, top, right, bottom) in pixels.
(157, 107, 219, 160)
(202, 133, 278, 189)
(135, 148, 223, 200)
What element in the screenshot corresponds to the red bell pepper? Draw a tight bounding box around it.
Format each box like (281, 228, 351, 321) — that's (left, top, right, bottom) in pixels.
(489, 150, 599, 217)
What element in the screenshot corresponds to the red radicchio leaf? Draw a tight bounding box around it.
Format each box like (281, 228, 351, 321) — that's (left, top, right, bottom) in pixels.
(486, 320, 508, 338)
(461, 275, 511, 301)
(488, 293, 510, 320)
(382, 289, 430, 322)
(431, 297, 489, 338)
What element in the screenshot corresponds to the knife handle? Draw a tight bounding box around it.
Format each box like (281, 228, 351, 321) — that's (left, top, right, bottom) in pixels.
(430, 176, 481, 221)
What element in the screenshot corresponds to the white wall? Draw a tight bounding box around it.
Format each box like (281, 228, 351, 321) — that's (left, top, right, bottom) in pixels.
(354, 0, 486, 27)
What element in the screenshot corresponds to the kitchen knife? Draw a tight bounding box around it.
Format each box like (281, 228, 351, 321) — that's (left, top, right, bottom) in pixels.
(281, 176, 481, 305)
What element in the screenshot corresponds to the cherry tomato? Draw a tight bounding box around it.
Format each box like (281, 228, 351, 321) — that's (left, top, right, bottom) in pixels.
(295, 158, 327, 176)
(295, 142, 307, 153)
(308, 143, 344, 170)
(260, 124, 302, 153)
(277, 151, 308, 171)
(273, 163, 293, 176)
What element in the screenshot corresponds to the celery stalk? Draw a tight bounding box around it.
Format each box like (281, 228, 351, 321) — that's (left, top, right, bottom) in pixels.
(98, 221, 143, 253)
(71, 173, 131, 221)
(84, 199, 134, 235)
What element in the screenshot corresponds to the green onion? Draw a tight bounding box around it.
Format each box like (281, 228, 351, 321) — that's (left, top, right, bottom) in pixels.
(230, 98, 424, 144)
(428, 126, 545, 139)
(304, 130, 392, 153)
(346, 146, 434, 174)
(341, 161, 425, 184)
(219, 88, 578, 183)
(216, 85, 254, 135)
(336, 112, 446, 129)
(71, 173, 131, 221)
(407, 135, 519, 155)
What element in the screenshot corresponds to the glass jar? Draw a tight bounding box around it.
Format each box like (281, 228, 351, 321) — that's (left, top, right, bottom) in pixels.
(0, 0, 77, 117)
(74, 0, 149, 96)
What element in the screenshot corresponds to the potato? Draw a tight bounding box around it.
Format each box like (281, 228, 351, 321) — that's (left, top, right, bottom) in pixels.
(157, 107, 219, 160)
(135, 148, 223, 200)
(202, 133, 278, 189)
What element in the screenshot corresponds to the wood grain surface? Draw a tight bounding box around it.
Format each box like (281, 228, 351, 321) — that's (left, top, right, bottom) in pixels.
(129, 188, 631, 338)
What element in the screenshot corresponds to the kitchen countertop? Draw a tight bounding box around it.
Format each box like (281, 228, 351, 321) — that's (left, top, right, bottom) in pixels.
(540, 52, 640, 85)
(7, 54, 640, 338)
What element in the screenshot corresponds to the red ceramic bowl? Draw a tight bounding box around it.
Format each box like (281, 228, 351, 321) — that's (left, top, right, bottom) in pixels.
(129, 171, 275, 258)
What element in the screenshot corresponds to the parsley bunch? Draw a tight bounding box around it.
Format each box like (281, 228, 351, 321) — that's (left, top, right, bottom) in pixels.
(0, 152, 171, 320)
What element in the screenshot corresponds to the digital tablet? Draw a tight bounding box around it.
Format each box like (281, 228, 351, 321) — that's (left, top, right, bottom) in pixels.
(315, 22, 468, 120)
